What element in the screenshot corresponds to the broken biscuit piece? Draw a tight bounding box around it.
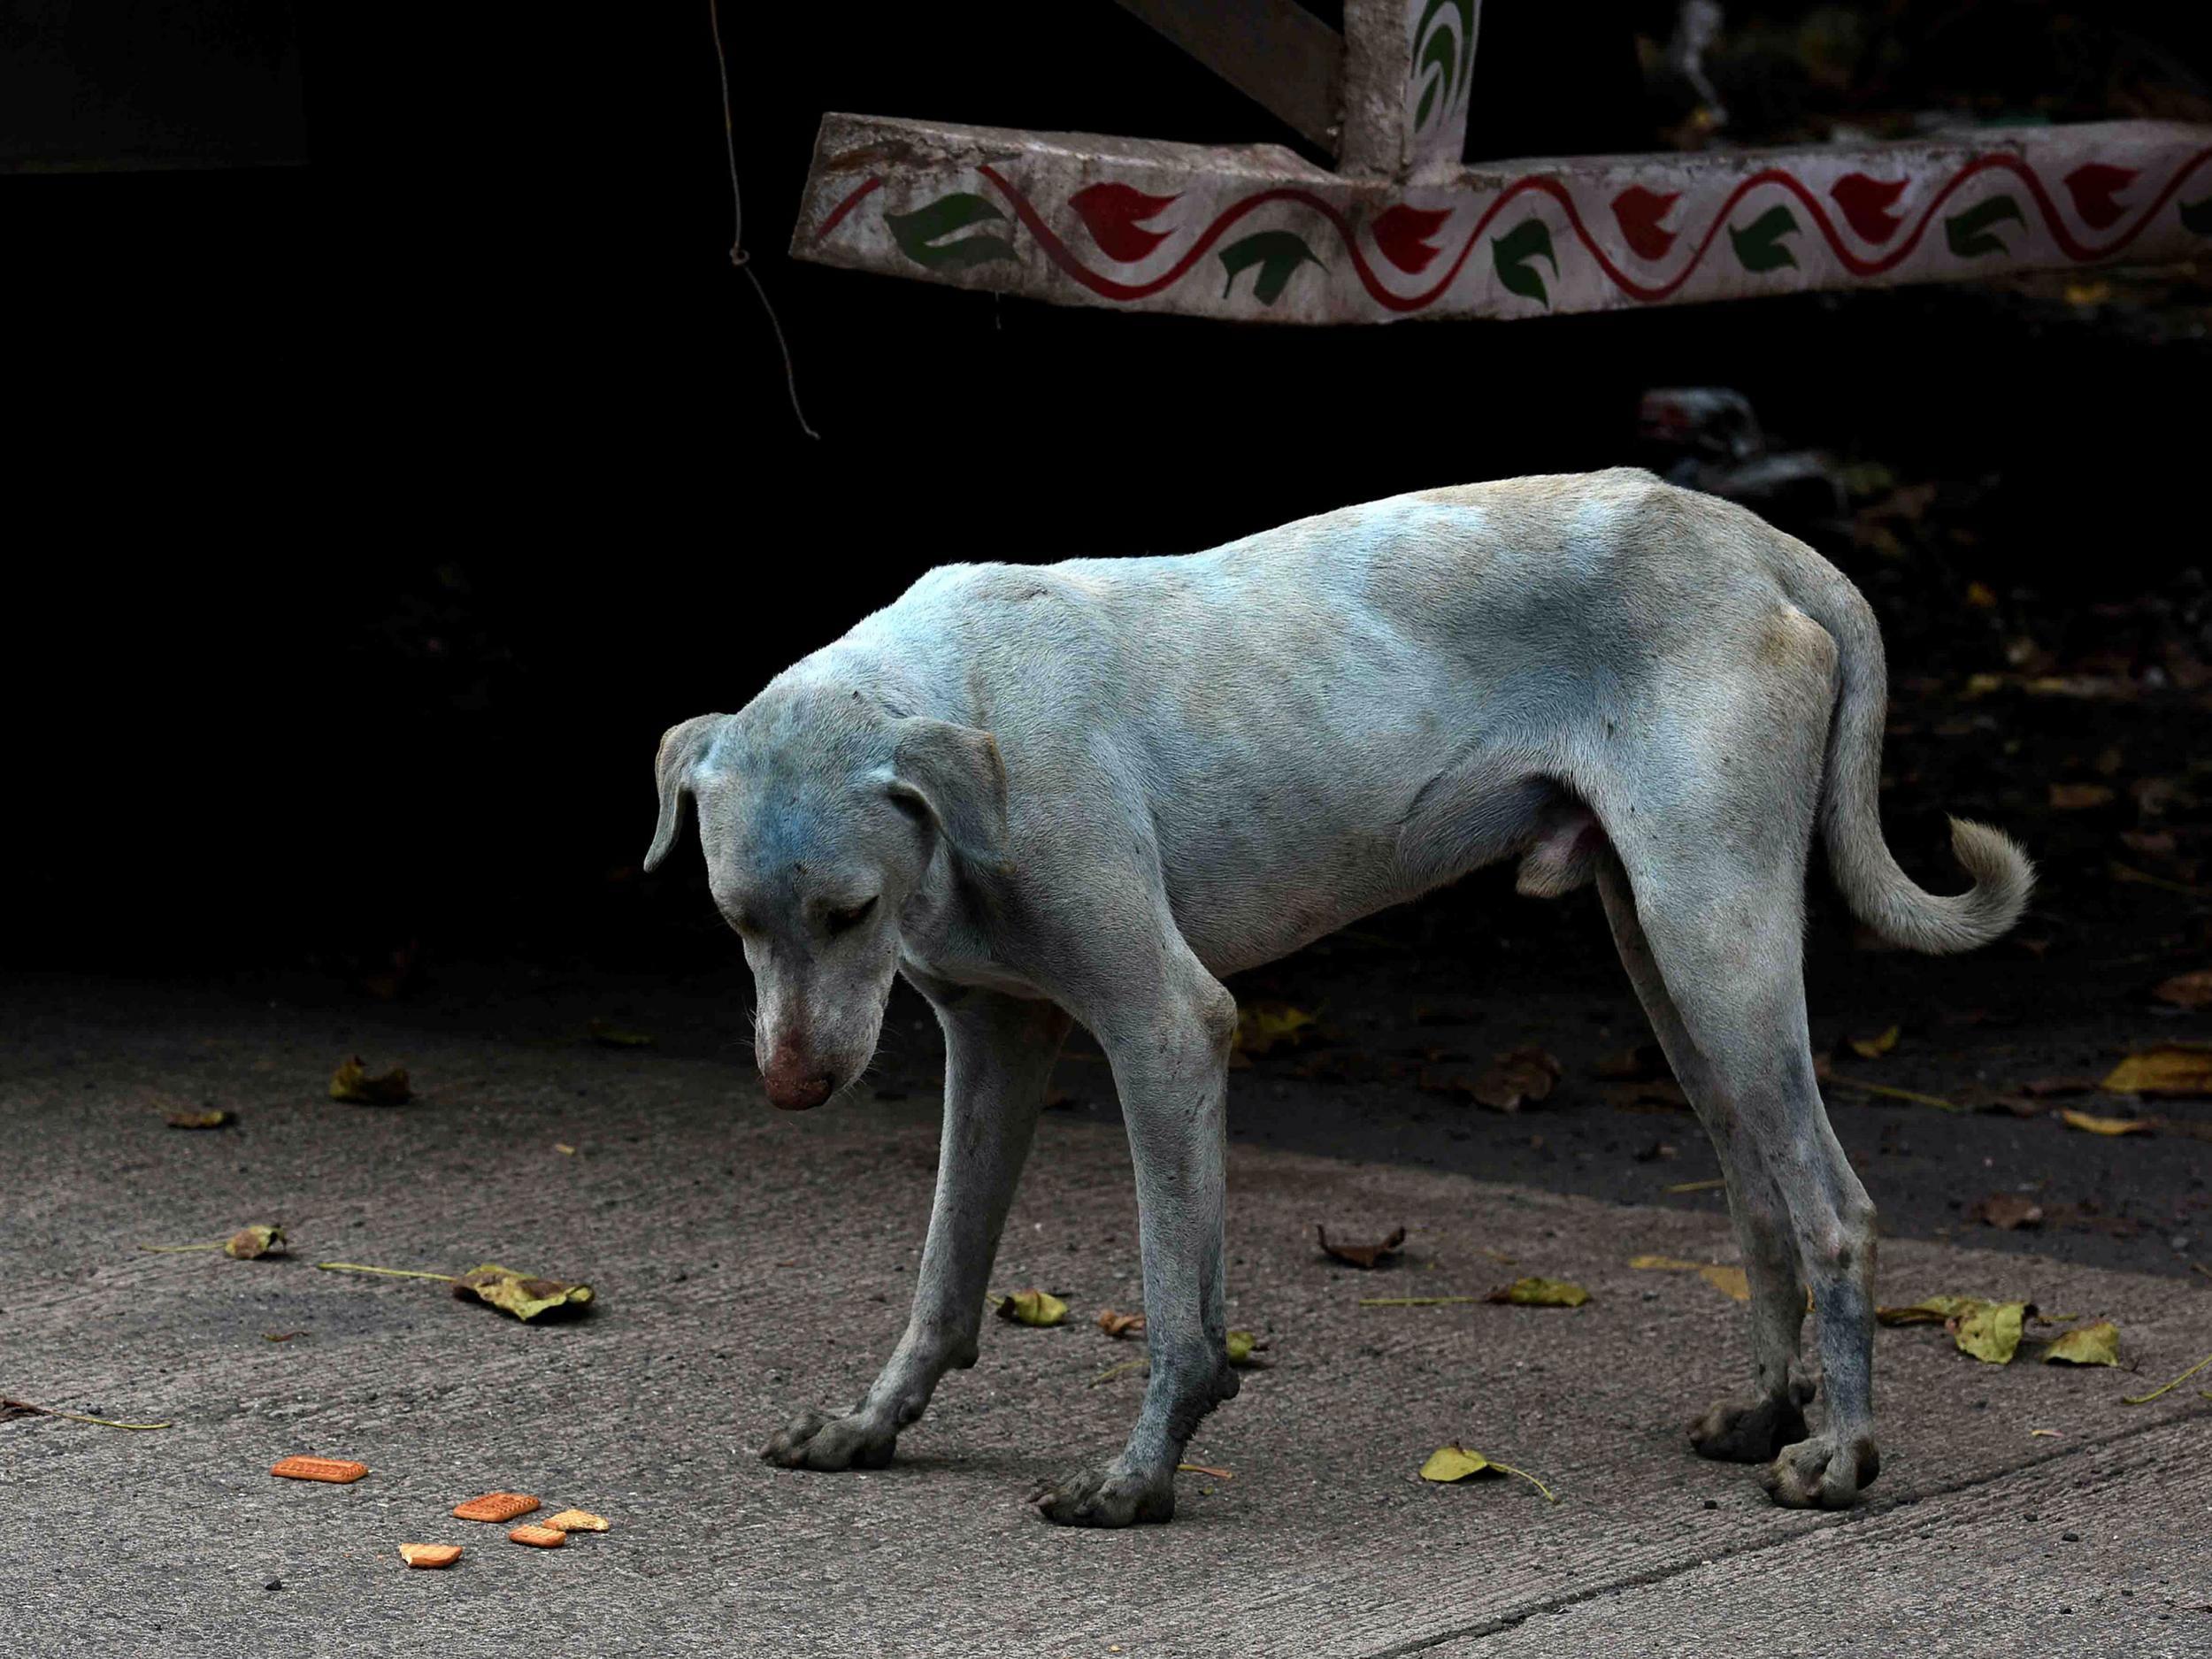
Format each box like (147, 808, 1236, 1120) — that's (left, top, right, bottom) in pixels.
(543, 1509, 609, 1533)
(271, 1455, 369, 1484)
(452, 1492, 539, 1523)
(398, 1543, 462, 1569)
(508, 1524, 566, 1548)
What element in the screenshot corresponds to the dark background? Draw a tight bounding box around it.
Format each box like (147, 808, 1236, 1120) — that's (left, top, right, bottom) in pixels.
(13, 1, 2210, 985)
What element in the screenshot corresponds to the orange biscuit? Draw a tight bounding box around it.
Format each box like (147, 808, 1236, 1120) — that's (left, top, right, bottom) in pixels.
(508, 1524, 566, 1548)
(543, 1509, 609, 1533)
(452, 1492, 539, 1523)
(271, 1455, 369, 1485)
(398, 1543, 462, 1569)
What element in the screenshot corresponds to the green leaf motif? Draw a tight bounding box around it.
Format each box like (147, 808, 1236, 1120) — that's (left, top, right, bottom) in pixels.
(1729, 204, 1801, 273)
(1218, 230, 1321, 305)
(2179, 195, 2212, 235)
(1944, 195, 2025, 258)
(1491, 218, 1557, 308)
(884, 192, 1018, 271)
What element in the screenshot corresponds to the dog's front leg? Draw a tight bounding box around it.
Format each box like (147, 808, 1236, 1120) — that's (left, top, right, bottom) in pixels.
(762, 985, 1069, 1471)
(1033, 969, 1240, 1527)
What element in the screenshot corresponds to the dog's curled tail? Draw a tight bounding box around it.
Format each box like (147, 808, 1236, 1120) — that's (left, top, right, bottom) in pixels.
(1803, 575, 2033, 954)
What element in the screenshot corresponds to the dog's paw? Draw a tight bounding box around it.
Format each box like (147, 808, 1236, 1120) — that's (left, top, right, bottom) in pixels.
(1029, 1463, 1176, 1528)
(1687, 1376, 1814, 1463)
(1763, 1431, 1879, 1509)
(760, 1407, 897, 1472)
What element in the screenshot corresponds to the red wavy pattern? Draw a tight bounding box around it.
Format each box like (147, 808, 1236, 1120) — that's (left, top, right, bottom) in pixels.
(833, 145, 2212, 312)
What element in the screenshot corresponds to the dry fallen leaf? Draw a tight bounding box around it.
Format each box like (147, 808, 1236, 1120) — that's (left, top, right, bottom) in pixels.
(226, 1225, 287, 1260)
(165, 1109, 234, 1130)
(1848, 1025, 1901, 1060)
(2062, 1108, 2153, 1136)
(1234, 1002, 1317, 1058)
(2048, 782, 2115, 811)
(2101, 1046, 2212, 1098)
(450, 1263, 595, 1322)
(1095, 1308, 1146, 1340)
(2043, 1321, 2120, 1367)
(1699, 1264, 1751, 1302)
(1629, 1255, 1704, 1271)
(1486, 1277, 1589, 1309)
(1955, 1301, 2033, 1363)
(2152, 971, 2212, 1010)
(1318, 1225, 1407, 1270)
(1595, 1043, 1670, 1082)
(329, 1057, 411, 1105)
(1970, 1193, 2046, 1231)
(1877, 1294, 1986, 1327)
(1471, 1048, 1563, 1111)
(587, 1019, 654, 1048)
(995, 1288, 1067, 1327)
(1225, 1329, 1265, 1365)
(1417, 1442, 1556, 1502)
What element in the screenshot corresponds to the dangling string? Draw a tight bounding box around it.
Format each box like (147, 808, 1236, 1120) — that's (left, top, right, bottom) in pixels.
(710, 0, 819, 440)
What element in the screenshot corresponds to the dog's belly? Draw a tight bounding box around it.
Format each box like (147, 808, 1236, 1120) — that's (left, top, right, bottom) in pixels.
(1158, 746, 1559, 978)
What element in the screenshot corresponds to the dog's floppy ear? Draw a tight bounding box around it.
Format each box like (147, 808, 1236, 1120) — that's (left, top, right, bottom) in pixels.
(643, 713, 728, 873)
(887, 718, 1010, 872)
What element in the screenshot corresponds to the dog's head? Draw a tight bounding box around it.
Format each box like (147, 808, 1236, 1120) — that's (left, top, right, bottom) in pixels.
(642, 685, 1009, 1110)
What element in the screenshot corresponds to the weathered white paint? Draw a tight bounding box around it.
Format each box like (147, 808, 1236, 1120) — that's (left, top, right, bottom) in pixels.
(792, 113, 2212, 325)
(1340, 0, 1479, 180)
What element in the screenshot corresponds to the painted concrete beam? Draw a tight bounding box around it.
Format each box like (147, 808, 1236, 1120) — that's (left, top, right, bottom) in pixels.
(792, 113, 2212, 325)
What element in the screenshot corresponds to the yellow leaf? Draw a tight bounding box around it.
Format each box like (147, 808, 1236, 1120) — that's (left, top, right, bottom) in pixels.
(330, 1056, 411, 1105)
(165, 1110, 234, 1130)
(1700, 1264, 1751, 1302)
(587, 1020, 654, 1048)
(2100, 1046, 2212, 1098)
(1486, 1277, 1589, 1308)
(995, 1288, 1067, 1327)
(224, 1225, 287, 1261)
(1848, 1025, 1900, 1059)
(450, 1263, 594, 1322)
(2042, 1321, 2119, 1366)
(1629, 1255, 1702, 1271)
(1964, 580, 1998, 609)
(1955, 1301, 2031, 1363)
(2062, 1108, 2152, 1136)
(1225, 1329, 1263, 1365)
(1234, 1002, 1317, 1057)
(1418, 1442, 1555, 1502)
(2152, 970, 2212, 1010)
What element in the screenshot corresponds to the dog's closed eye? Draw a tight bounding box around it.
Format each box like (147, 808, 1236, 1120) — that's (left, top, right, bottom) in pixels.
(825, 896, 879, 936)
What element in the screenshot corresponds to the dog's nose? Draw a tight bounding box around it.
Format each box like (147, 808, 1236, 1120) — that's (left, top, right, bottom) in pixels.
(764, 1070, 837, 1111)
(763, 1039, 839, 1110)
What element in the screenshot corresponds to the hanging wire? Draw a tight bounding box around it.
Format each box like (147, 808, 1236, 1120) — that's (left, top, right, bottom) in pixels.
(710, 0, 819, 440)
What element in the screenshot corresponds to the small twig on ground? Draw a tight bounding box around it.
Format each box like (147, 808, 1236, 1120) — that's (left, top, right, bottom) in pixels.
(2, 1397, 170, 1431)
(1359, 1295, 1484, 1307)
(1824, 1075, 1966, 1112)
(313, 1262, 457, 1282)
(1089, 1357, 1148, 1387)
(1178, 1463, 1233, 1479)
(2121, 1351, 2212, 1404)
(1664, 1178, 1726, 1194)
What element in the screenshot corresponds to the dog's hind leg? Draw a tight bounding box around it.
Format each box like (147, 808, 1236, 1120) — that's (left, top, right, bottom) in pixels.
(763, 982, 1069, 1472)
(1597, 854, 1813, 1462)
(1597, 730, 1880, 1507)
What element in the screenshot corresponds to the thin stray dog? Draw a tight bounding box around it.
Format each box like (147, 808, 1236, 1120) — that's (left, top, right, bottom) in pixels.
(644, 469, 2031, 1526)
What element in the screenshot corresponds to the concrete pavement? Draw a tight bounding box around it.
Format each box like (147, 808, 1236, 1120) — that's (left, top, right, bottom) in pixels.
(2, 976, 2207, 1655)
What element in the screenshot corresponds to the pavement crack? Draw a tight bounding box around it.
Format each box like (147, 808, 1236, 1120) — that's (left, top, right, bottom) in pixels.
(1356, 1409, 2207, 1659)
